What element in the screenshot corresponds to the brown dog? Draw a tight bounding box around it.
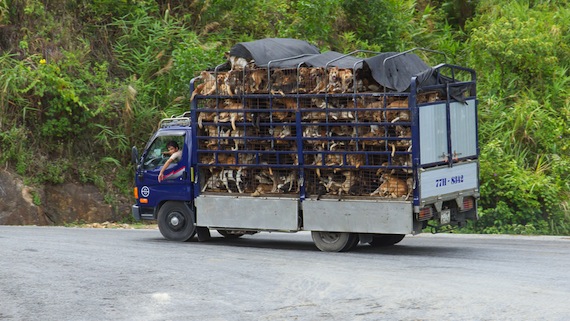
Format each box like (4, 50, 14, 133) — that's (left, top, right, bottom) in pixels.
(215, 99, 251, 131)
(270, 68, 297, 95)
(370, 173, 408, 198)
(361, 125, 385, 149)
(309, 67, 327, 93)
(339, 68, 354, 93)
(386, 99, 410, 123)
(247, 68, 268, 93)
(296, 67, 312, 93)
(224, 69, 243, 96)
(272, 97, 297, 121)
(346, 153, 365, 169)
(191, 71, 217, 101)
(326, 66, 341, 93)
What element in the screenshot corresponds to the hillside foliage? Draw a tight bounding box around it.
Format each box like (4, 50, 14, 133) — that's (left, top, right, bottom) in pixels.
(0, 0, 569, 234)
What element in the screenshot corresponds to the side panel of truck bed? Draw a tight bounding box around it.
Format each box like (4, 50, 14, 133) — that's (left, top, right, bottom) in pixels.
(195, 195, 299, 230)
(303, 199, 413, 234)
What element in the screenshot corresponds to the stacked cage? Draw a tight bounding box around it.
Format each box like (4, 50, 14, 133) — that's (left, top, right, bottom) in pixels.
(193, 65, 439, 199)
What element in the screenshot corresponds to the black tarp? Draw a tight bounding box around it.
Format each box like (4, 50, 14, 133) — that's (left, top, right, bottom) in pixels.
(362, 52, 433, 92)
(229, 38, 320, 67)
(267, 51, 363, 69)
(228, 38, 455, 93)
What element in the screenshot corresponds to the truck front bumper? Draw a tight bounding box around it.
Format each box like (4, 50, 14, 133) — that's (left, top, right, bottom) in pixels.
(132, 205, 141, 221)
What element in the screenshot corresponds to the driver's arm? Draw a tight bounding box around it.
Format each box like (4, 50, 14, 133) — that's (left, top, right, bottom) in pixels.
(158, 158, 175, 182)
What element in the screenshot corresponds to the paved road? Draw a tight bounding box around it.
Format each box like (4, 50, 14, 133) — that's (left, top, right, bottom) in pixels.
(1, 226, 569, 321)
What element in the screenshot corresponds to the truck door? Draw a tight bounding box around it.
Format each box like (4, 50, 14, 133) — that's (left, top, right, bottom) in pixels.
(136, 131, 192, 207)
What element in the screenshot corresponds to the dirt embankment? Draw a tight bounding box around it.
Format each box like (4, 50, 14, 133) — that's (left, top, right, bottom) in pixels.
(0, 170, 129, 225)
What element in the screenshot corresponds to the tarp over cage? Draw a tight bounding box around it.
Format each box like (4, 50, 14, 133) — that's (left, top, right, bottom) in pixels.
(268, 51, 363, 69)
(229, 38, 320, 67)
(228, 38, 459, 93)
(362, 52, 433, 92)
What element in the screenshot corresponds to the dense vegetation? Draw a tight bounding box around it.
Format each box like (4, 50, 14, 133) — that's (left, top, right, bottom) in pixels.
(0, 0, 569, 234)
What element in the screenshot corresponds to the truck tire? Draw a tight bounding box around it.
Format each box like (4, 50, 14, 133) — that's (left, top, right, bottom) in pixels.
(311, 231, 359, 252)
(157, 201, 196, 242)
(368, 234, 405, 247)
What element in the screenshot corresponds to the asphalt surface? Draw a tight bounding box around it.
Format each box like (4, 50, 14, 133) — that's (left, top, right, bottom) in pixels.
(1, 226, 569, 321)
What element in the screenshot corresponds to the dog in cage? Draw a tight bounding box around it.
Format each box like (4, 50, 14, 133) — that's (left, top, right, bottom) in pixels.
(270, 68, 297, 95)
(370, 173, 408, 198)
(191, 70, 218, 101)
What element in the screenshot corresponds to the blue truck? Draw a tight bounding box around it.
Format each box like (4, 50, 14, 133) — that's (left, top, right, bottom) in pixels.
(131, 38, 479, 252)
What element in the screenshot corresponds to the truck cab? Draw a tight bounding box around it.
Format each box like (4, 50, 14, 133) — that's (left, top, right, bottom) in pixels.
(132, 117, 197, 240)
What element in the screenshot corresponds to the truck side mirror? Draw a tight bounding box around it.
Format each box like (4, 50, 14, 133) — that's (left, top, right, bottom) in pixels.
(131, 146, 139, 165)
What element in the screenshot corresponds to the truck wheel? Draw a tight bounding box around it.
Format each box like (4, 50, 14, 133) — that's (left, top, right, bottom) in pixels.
(368, 234, 405, 247)
(157, 202, 196, 242)
(311, 231, 359, 252)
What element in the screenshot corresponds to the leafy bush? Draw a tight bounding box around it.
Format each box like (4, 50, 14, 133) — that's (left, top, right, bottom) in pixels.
(463, 1, 570, 234)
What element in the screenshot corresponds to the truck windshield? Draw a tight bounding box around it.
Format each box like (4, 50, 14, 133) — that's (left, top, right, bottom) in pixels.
(143, 135, 184, 170)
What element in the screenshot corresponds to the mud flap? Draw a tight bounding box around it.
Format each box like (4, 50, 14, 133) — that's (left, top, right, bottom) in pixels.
(196, 226, 211, 241)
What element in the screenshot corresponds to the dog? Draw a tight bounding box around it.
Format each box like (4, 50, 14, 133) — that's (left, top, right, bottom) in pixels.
(203, 126, 226, 149)
(326, 66, 342, 93)
(394, 125, 412, 149)
(224, 69, 244, 96)
(321, 171, 357, 197)
(198, 112, 216, 129)
(246, 68, 268, 93)
(360, 98, 384, 123)
(329, 125, 353, 138)
(215, 99, 250, 131)
(270, 68, 297, 95)
(339, 68, 354, 93)
(272, 97, 297, 121)
(405, 177, 414, 200)
(309, 67, 327, 93)
(360, 125, 385, 149)
(302, 98, 327, 120)
(229, 126, 254, 151)
(386, 98, 410, 123)
(270, 125, 292, 145)
(355, 68, 381, 92)
(324, 143, 344, 170)
(225, 52, 249, 70)
(297, 67, 312, 93)
(391, 146, 413, 174)
(328, 101, 354, 121)
(190, 71, 217, 101)
(219, 168, 245, 193)
(417, 91, 441, 103)
(251, 183, 275, 197)
(252, 167, 278, 193)
(346, 153, 365, 169)
(303, 123, 327, 148)
(370, 173, 408, 198)
(277, 170, 299, 193)
(201, 168, 223, 192)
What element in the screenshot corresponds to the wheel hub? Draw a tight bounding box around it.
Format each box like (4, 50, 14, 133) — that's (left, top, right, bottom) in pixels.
(167, 212, 185, 231)
(320, 232, 340, 244)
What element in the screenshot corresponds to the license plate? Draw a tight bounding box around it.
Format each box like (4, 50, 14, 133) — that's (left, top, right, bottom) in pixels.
(440, 209, 451, 224)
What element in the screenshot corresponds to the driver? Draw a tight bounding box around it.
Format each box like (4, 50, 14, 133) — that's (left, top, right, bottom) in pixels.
(158, 141, 182, 182)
